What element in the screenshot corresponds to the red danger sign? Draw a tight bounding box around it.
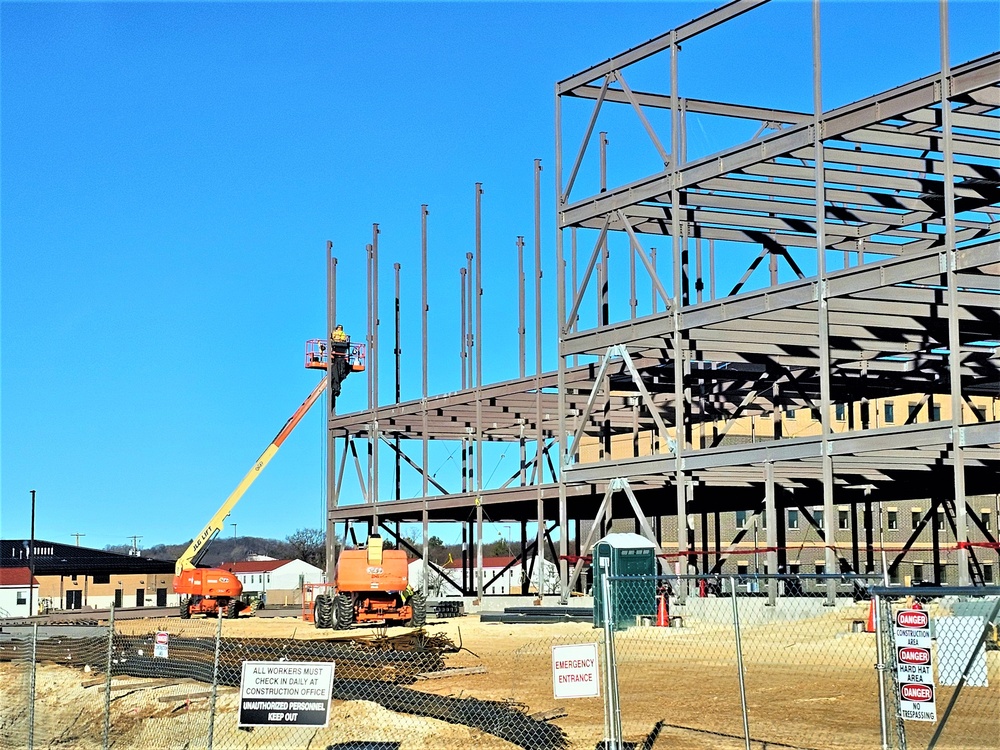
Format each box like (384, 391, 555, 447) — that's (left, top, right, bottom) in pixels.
(155, 632, 169, 645)
(901, 683, 934, 702)
(896, 610, 929, 629)
(898, 647, 930, 666)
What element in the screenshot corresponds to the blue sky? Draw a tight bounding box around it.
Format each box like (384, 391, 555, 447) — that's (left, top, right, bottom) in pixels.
(3, 1, 997, 552)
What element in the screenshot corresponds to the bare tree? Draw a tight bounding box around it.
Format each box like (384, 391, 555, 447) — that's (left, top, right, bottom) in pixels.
(285, 528, 327, 569)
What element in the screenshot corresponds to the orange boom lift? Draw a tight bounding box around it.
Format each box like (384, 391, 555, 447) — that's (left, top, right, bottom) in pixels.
(173, 336, 365, 618)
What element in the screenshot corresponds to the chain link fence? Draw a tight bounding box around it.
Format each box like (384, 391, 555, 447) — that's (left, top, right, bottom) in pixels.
(874, 587, 1000, 750)
(1, 584, 997, 750)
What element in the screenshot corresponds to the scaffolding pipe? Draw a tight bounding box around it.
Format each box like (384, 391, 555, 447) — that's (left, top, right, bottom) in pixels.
(556, 88, 569, 599)
(534, 157, 545, 601)
(518, 235, 526, 379)
(812, 0, 835, 605)
(326, 244, 338, 578)
(475, 182, 484, 600)
(421, 204, 430, 595)
(394, 262, 401, 502)
(939, 0, 970, 585)
(372, 224, 381, 530)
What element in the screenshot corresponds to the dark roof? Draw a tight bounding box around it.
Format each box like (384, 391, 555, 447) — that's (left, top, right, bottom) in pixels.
(0, 540, 175, 576)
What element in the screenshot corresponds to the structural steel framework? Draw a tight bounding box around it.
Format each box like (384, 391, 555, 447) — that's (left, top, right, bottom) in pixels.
(325, 0, 999, 600)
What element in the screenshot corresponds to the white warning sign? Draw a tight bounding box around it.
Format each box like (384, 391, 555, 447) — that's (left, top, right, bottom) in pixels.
(894, 608, 936, 722)
(153, 631, 169, 659)
(238, 661, 335, 727)
(551, 643, 600, 699)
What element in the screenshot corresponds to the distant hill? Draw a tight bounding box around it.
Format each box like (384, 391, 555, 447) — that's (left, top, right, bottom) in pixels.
(105, 533, 319, 568)
(105, 532, 525, 570)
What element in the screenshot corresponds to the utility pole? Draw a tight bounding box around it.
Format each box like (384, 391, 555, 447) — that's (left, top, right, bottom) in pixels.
(29, 490, 36, 617)
(231, 523, 237, 540)
(127, 535, 142, 557)
(71, 533, 85, 547)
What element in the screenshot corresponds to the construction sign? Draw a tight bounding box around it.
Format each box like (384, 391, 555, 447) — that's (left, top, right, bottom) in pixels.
(238, 661, 335, 727)
(893, 608, 936, 722)
(153, 631, 169, 659)
(551, 643, 600, 699)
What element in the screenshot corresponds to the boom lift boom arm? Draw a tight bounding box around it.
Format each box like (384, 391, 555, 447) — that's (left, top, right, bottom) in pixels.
(174, 378, 327, 576)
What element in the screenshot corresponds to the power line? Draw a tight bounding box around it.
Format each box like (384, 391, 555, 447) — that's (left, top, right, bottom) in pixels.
(71, 533, 86, 546)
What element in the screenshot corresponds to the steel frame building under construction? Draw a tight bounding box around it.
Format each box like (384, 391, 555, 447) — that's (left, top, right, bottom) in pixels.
(322, 0, 1000, 601)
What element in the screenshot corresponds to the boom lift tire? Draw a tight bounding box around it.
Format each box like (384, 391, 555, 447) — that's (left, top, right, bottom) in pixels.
(226, 599, 240, 619)
(408, 593, 427, 628)
(180, 598, 192, 620)
(334, 593, 354, 630)
(314, 594, 332, 629)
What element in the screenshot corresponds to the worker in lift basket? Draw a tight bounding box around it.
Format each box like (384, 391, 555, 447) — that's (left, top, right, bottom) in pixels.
(331, 324, 349, 351)
(329, 324, 352, 411)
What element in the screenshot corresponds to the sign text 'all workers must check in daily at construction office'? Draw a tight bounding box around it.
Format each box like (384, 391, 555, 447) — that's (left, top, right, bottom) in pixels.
(239, 661, 335, 727)
(551, 643, 600, 699)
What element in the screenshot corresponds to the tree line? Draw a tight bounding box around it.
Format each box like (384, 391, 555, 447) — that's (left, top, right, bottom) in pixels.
(106, 529, 526, 570)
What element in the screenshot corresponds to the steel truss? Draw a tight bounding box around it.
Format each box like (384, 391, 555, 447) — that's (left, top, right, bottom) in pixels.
(325, 0, 999, 599)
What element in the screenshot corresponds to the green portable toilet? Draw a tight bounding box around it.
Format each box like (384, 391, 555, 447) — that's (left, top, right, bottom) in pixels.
(592, 533, 657, 630)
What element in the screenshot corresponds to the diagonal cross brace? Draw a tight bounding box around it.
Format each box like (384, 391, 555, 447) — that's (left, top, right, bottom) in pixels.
(565, 215, 613, 331)
(620, 479, 667, 560)
(566, 345, 671, 462)
(617, 210, 672, 310)
(378, 434, 450, 495)
(565, 481, 616, 596)
(614, 70, 671, 167)
(562, 73, 612, 204)
(615, 345, 671, 444)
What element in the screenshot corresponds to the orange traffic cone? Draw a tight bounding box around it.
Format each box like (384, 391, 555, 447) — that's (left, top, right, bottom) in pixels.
(657, 591, 669, 627)
(864, 598, 876, 633)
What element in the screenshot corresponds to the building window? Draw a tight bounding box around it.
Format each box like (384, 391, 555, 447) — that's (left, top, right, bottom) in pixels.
(908, 402, 919, 422)
(889, 568, 900, 584)
(787, 510, 799, 530)
(984, 565, 994, 584)
(811, 408, 822, 422)
(835, 403, 846, 421)
(788, 563, 800, 574)
(982, 511, 992, 532)
(93, 574, 110, 585)
(970, 404, 986, 421)
(815, 562, 825, 576)
(887, 511, 898, 530)
(913, 563, 924, 583)
(784, 407, 796, 419)
(72, 575, 78, 583)
(736, 510, 748, 530)
(936, 511, 945, 531)
(937, 565, 947, 584)
(911, 510, 921, 530)
(814, 510, 824, 529)
(930, 404, 941, 422)
(838, 510, 850, 530)
(884, 401, 895, 424)
(17, 592, 26, 605)
(737, 564, 749, 576)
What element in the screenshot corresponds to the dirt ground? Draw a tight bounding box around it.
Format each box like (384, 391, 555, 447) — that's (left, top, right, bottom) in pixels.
(2, 611, 997, 749)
